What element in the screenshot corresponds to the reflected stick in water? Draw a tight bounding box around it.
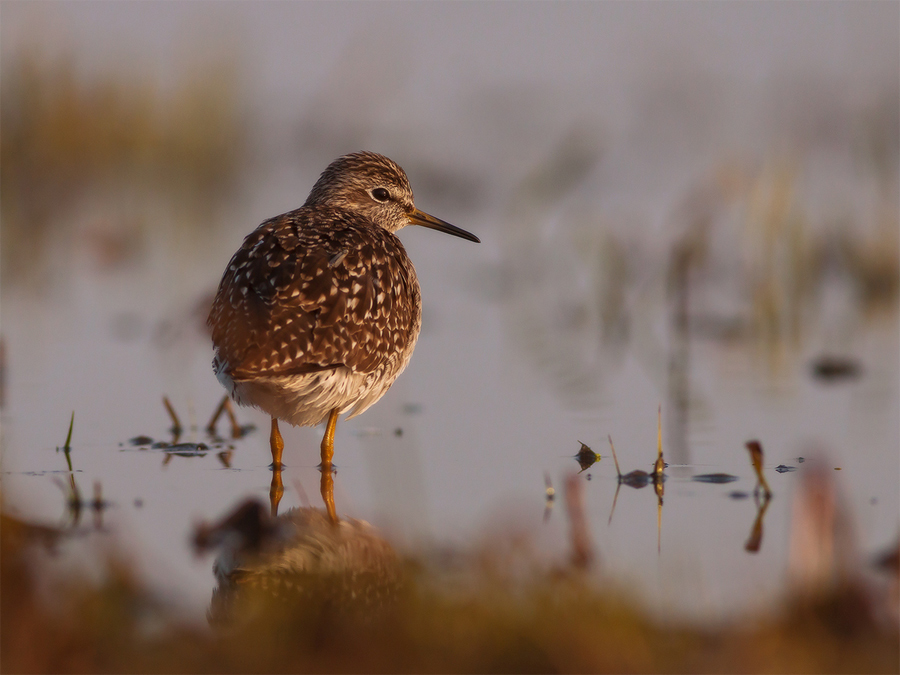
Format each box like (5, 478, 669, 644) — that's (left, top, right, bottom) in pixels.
(55, 412, 82, 527)
(606, 434, 653, 524)
(90, 481, 111, 531)
(565, 474, 595, 570)
(653, 406, 665, 554)
(744, 489, 772, 553)
(607, 435, 623, 525)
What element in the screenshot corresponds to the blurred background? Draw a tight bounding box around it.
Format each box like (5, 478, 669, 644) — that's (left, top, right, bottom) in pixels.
(1, 1, 897, 624)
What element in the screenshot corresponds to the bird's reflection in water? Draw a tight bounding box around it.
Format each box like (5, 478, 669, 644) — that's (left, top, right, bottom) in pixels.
(194, 499, 403, 627)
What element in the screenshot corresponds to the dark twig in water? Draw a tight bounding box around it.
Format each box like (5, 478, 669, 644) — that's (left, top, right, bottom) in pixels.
(653, 405, 665, 481)
(162, 396, 182, 439)
(206, 395, 244, 439)
(63, 411, 74, 452)
(746, 440, 772, 498)
(574, 441, 601, 473)
(57, 412, 76, 473)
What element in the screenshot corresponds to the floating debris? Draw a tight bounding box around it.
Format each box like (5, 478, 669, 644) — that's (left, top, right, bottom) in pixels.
(693, 473, 740, 484)
(544, 472, 555, 523)
(129, 435, 154, 446)
(574, 441, 601, 473)
(729, 491, 751, 500)
(811, 355, 862, 383)
(620, 470, 651, 488)
(164, 442, 208, 456)
(775, 464, 797, 473)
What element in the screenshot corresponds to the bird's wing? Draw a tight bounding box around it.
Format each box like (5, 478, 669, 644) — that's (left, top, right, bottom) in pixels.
(208, 208, 420, 380)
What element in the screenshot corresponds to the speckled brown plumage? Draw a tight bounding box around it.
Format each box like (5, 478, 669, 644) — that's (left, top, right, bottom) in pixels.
(207, 152, 478, 431)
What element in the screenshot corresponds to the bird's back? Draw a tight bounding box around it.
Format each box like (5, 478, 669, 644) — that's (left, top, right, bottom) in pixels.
(208, 204, 422, 426)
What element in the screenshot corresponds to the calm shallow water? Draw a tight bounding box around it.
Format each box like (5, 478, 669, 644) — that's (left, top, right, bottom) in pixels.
(3, 203, 896, 622)
(2, 1, 898, 625)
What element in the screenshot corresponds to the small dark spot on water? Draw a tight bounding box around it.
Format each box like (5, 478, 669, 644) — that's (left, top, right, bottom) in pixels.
(834, 467, 842, 470)
(729, 491, 750, 500)
(402, 403, 422, 415)
(693, 473, 739, 484)
(394, 427, 403, 437)
(810, 355, 862, 382)
(134, 498, 143, 508)
(870, 497, 878, 505)
(620, 471, 651, 488)
(24, 469, 81, 476)
(797, 457, 805, 463)
(165, 443, 208, 455)
(130, 435, 154, 446)
(152, 441, 170, 449)
(586, 474, 592, 481)
(775, 465, 796, 473)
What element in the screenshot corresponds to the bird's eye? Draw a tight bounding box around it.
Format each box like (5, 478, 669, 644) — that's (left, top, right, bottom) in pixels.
(370, 187, 390, 203)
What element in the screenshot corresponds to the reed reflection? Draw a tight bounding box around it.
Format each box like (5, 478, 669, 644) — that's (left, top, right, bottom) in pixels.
(605, 412, 666, 554)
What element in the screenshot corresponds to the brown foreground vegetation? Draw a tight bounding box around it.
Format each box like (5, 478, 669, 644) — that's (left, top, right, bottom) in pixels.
(2, 508, 896, 674)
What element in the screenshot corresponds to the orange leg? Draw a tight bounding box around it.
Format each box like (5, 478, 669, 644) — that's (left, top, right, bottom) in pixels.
(319, 409, 339, 524)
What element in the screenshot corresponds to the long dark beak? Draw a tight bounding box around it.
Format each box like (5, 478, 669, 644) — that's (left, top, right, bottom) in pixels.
(408, 208, 480, 243)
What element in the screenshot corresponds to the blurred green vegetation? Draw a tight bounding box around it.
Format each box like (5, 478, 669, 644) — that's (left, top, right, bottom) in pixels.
(2, 511, 897, 674)
(1, 46, 246, 286)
